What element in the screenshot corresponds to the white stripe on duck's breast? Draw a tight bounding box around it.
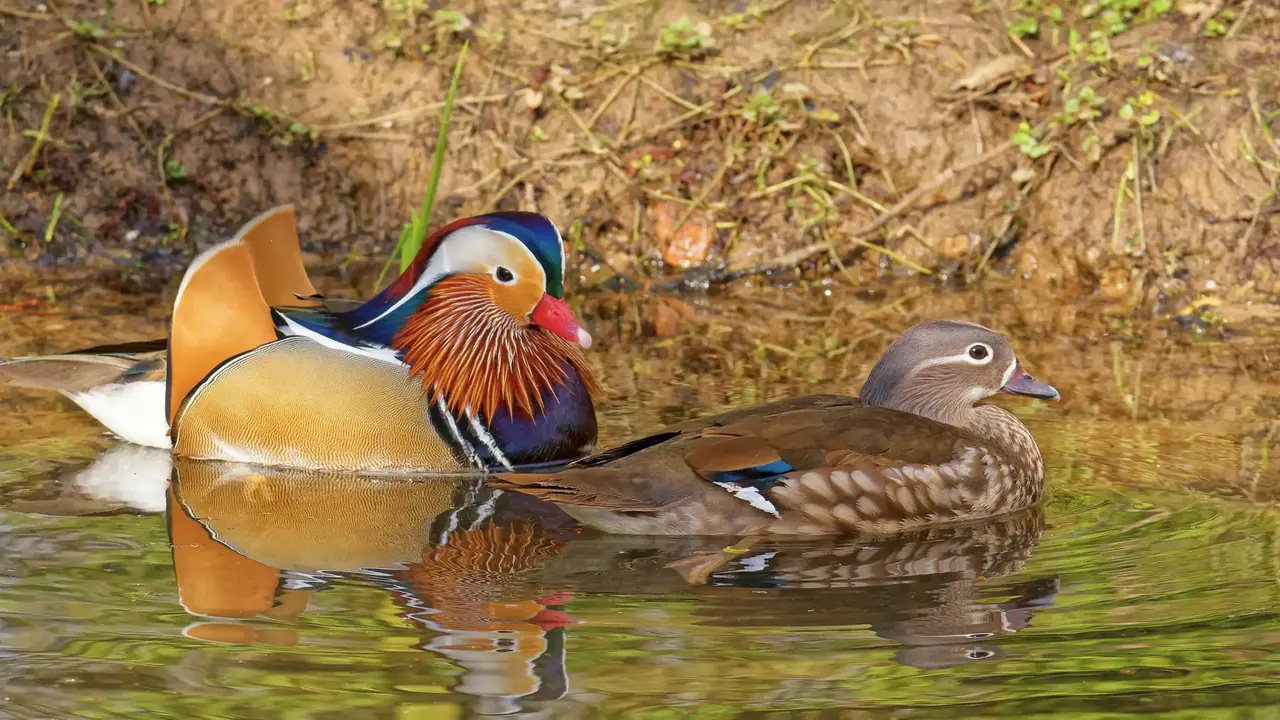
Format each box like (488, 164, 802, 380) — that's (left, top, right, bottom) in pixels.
(429, 395, 516, 472)
(465, 404, 514, 471)
(434, 396, 484, 470)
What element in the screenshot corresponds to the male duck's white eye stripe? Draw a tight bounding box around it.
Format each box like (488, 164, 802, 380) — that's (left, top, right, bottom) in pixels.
(355, 226, 547, 330)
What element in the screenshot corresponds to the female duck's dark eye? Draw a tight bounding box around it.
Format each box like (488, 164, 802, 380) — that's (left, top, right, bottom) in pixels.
(968, 344, 989, 360)
(495, 266, 515, 283)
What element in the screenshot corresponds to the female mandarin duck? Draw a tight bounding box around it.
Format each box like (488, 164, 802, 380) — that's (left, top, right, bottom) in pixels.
(491, 320, 1058, 536)
(0, 206, 599, 472)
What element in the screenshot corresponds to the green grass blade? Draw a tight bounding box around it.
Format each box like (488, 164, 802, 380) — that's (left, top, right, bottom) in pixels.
(375, 40, 470, 289)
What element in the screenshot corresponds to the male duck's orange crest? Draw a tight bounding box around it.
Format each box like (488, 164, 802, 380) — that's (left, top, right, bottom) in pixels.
(392, 275, 599, 422)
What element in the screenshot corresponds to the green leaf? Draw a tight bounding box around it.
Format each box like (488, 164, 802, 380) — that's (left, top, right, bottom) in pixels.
(432, 9, 471, 32)
(1119, 103, 1134, 121)
(1140, 109, 1161, 126)
(164, 160, 188, 181)
(68, 20, 105, 40)
(1008, 16, 1038, 38)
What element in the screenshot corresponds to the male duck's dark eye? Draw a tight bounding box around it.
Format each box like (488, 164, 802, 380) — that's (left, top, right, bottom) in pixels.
(968, 344, 989, 360)
(495, 266, 515, 283)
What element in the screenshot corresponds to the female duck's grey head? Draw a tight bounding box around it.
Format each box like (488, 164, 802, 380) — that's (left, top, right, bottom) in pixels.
(858, 320, 1058, 426)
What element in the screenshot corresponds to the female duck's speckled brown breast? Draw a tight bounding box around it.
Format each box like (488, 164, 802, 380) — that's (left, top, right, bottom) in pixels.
(491, 320, 1060, 536)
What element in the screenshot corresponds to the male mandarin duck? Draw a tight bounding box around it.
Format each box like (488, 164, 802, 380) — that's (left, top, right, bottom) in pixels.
(1, 206, 599, 472)
(491, 320, 1060, 536)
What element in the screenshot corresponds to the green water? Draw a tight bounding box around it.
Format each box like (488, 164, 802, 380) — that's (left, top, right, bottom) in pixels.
(1, 289, 1278, 718)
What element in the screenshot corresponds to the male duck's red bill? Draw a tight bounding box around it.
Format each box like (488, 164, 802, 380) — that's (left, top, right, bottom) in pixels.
(531, 294, 592, 350)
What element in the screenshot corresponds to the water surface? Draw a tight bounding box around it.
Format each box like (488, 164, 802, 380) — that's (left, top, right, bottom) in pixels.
(1, 282, 1277, 718)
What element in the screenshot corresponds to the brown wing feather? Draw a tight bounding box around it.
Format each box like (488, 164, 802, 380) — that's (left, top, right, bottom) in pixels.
(490, 468, 690, 513)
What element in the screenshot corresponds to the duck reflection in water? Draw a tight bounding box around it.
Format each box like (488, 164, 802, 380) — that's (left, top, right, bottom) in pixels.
(167, 457, 579, 715)
(63, 448, 1060, 713)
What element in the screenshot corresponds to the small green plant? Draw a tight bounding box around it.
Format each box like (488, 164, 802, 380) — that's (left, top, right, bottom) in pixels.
(67, 19, 105, 40)
(585, 19, 627, 55)
(147, 0, 166, 5)
(1204, 17, 1227, 37)
(283, 2, 312, 22)
(808, 108, 840, 123)
(658, 17, 713, 55)
(374, 30, 403, 53)
(1085, 30, 1112, 63)
(1056, 86, 1105, 126)
(741, 90, 780, 124)
(1008, 15, 1039, 38)
(1012, 121, 1052, 159)
(244, 104, 319, 146)
(381, 0, 426, 21)
(1081, 0, 1173, 35)
(432, 9, 471, 33)
(164, 160, 188, 182)
(1119, 90, 1160, 127)
(1067, 27, 1086, 58)
(721, 5, 763, 30)
(286, 121, 319, 143)
(530, 125, 548, 141)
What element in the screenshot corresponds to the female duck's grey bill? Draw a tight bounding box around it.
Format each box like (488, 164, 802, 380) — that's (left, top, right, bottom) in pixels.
(1001, 366, 1060, 400)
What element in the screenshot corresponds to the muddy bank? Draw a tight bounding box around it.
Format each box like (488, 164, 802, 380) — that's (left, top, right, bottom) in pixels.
(1, 0, 1277, 312)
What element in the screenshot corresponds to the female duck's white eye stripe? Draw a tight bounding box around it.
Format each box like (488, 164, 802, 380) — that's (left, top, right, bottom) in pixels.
(965, 343, 994, 365)
(914, 347, 996, 370)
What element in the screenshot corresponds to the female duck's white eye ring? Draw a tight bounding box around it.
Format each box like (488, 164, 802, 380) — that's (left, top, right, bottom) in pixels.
(967, 343, 993, 364)
(494, 266, 516, 284)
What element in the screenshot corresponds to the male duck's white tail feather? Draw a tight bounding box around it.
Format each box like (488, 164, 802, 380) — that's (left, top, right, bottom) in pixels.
(64, 382, 171, 448)
(0, 354, 171, 448)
